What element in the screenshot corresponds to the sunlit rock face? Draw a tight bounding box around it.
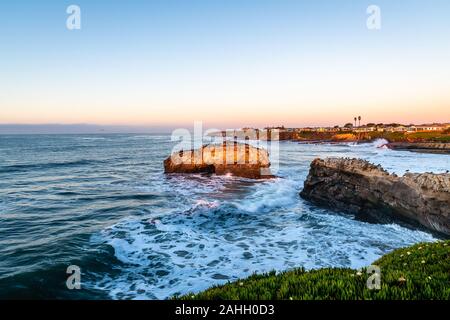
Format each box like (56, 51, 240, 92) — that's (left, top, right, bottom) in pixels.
(331, 133, 358, 141)
(164, 143, 274, 179)
(300, 158, 450, 236)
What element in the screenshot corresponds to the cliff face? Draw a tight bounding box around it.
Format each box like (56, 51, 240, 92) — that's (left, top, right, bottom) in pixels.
(164, 143, 273, 179)
(300, 158, 450, 236)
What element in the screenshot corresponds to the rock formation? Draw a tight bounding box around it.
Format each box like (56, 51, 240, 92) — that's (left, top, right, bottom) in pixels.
(300, 158, 450, 236)
(386, 142, 450, 154)
(164, 142, 274, 179)
(331, 133, 358, 142)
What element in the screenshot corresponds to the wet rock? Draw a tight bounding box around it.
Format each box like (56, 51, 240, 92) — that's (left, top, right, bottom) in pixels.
(300, 158, 450, 236)
(386, 142, 450, 154)
(164, 142, 274, 179)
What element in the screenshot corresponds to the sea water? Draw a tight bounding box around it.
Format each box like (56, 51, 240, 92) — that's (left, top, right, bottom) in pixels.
(0, 134, 448, 299)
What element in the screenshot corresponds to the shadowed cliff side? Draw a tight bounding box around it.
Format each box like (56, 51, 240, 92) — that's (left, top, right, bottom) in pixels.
(385, 142, 450, 154)
(300, 158, 450, 236)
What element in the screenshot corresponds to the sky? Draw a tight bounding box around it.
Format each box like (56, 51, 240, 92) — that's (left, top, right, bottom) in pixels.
(1, 0, 449, 131)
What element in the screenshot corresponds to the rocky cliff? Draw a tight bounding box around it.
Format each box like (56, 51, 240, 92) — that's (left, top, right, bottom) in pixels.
(300, 158, 450, 236)
(164, 143, 273, 179)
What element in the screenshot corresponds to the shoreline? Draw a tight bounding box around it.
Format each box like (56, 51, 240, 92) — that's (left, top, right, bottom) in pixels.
(294, 138, 450, 154)
(176, 154, 449, 300)
(298, 140, 450, 154)
(385, 142, 450, 154)
(300, 158, 450, 236)
(222, 128, 450, 154)
(178, 240, 450, 300)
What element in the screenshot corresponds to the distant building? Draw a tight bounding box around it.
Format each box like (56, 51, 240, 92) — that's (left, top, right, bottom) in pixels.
(328, 127, 341, 132)
(353, 126, 376, 133)
(413, 125, 444, 132)
(384, 125, 407, 132)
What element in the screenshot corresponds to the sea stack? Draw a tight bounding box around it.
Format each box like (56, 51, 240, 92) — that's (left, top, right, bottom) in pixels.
(300, 158, 450, 236)
(164, 142, 274, 179)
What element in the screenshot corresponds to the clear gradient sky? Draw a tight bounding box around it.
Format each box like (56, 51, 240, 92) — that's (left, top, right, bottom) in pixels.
(1, 0, 449, 129)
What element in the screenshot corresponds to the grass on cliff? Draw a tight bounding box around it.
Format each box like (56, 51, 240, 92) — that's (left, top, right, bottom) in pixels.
(407, 132, 450, 142)
(366, 131, 450, 143)
(293, 130, 450, 143)
(177, 241, 450, 300)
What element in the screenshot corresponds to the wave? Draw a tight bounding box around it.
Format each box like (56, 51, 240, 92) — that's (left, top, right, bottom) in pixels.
(347, 138, 389, 148)
(79, 137, 107, 141)
(130, 135, 153, 139)
(232, 178, 300, 213)
(2, 133, 445, 300)
(0, 159, 104, 173)
(371, 138, 389, 148)
(91, 192, 436, 300)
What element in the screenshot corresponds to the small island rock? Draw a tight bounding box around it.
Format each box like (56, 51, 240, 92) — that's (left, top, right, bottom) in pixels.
(164, 142, 274, 179)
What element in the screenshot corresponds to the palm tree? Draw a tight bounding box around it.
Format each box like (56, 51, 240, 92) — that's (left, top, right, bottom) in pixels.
(358, 116, 361, 127)
(354, 117, 357, 127)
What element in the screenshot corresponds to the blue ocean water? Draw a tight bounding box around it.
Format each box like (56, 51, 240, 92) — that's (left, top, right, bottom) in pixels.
(0, 134, 448, 299)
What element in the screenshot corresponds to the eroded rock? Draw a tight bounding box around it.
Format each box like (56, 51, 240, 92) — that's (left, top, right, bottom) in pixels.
(164, 143, 273, 179)
(300, 158, 450, 236)
(386, 142, 450, 154)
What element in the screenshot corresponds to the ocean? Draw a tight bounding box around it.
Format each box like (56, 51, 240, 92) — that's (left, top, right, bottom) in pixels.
(0, 134, 448, 299)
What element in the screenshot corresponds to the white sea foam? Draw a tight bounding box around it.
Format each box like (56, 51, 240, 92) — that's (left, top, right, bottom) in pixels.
(347, 138, 389, 148)
(92, 202, 435, 300)
(79, 137, 107, 140)
(131, 135, 168, 140)
(233, 178, 300, 213)
(90, 139, 445, 300)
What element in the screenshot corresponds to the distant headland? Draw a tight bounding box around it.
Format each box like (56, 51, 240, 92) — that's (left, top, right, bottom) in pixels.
(210, 121, 450, 154)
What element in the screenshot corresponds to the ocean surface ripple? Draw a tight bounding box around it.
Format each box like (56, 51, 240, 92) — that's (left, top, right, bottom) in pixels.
(0, 134, 448, 299)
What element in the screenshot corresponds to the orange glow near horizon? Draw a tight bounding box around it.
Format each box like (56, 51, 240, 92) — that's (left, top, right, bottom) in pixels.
(2, 92, 449, 129)
(2, 58, 450, 128)
(2, 1, 450, 129)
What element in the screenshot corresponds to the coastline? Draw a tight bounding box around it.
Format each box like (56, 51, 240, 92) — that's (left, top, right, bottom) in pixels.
(297, 139, 450, 154)
(1, 134, 447, 299)
(168, 147, 449, 300)
(214, 128, 450, 154)
(297, 137, 450, 155)
(178, 240, 450, 300)
(385, 142, 450, 154)
(300, 158, 450, 236)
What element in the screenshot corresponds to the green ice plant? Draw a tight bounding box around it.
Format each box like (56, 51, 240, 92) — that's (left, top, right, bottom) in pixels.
(177, 240, 449, 300)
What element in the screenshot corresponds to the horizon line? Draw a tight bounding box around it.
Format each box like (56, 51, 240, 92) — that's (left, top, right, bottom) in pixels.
(0, 121, 449, 135)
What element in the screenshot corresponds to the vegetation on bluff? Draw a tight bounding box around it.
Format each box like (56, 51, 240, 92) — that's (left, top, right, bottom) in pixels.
(178, 240, 450, 300)
(292, 130, 450, 143)
(366, 131, 450, 143)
